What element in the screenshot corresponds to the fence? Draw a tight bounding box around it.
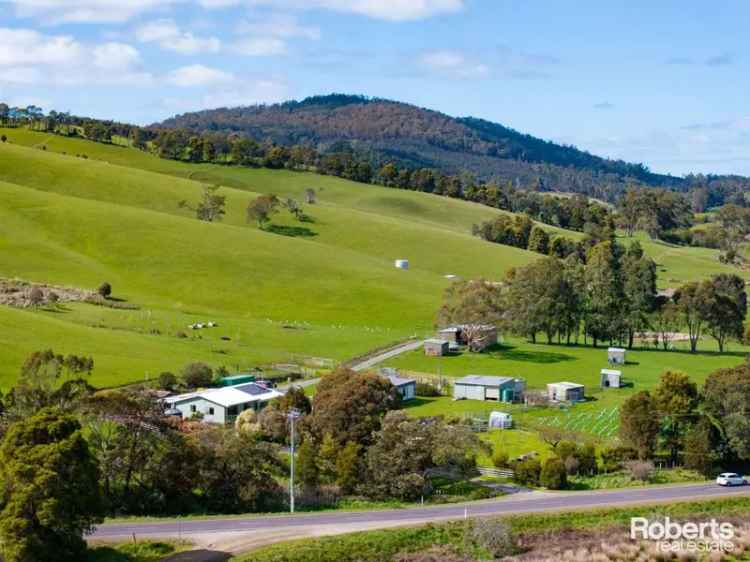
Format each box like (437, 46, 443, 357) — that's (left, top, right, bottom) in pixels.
(477, 467, 514, 478)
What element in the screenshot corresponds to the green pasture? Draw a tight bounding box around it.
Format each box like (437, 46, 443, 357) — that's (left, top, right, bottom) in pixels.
(0, 128, 746, 390)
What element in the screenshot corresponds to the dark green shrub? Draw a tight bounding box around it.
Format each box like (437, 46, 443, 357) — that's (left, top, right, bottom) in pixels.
(540, 457, 568, 490)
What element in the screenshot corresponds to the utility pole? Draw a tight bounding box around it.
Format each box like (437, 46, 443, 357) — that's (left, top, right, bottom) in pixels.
(287, 408, 301, 513)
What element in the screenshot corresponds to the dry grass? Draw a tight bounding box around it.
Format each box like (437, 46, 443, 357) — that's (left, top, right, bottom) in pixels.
(508, 521, 750, 562)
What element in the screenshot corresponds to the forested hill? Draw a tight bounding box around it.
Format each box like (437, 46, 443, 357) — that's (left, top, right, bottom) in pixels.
(157, 94, 680, 199)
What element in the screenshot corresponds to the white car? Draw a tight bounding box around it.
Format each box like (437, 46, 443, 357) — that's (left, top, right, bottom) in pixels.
(716, 472, 747, 486)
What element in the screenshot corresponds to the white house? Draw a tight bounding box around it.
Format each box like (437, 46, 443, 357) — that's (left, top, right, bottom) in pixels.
(162, 382, 283, 425)
(608, 347, 626, 365)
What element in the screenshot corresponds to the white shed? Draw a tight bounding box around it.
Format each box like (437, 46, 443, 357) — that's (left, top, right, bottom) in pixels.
(489, 411, 512, 429)
(394, 259, 409, 270)
(600, 369, 622, 388)
(608, 347, 626, 365)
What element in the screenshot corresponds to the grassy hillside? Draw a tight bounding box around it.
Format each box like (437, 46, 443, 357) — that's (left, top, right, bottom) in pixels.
(0, 128, 744, 390)
(0, 129, 536, 388)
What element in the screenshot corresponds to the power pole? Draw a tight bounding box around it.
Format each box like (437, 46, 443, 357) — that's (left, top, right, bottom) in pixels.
(287, 408, 301, 513)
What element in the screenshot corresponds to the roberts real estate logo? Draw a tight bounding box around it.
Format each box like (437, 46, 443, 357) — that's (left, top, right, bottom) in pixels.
(631, 517, 736, 553)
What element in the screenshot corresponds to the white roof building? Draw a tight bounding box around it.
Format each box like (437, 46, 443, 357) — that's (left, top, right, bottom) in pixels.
(163, 382, 283, 424)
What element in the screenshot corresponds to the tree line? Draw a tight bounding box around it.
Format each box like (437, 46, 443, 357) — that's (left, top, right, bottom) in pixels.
(620, 364, 750, 476)
(440, 240, 747, 352)
(0, 106, 616, 233)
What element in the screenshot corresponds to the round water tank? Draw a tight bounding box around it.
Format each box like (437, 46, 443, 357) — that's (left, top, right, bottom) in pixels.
(394, 259, 409, 270)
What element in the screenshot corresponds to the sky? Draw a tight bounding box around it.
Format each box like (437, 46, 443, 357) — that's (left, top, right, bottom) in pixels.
(0, 0, 749, 177)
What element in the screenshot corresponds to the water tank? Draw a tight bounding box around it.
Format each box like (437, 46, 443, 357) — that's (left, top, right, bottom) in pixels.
(502, 388, 514, 402)
(394, 259, 409, 270)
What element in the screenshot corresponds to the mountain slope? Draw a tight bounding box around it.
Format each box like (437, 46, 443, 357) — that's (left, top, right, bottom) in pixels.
(157, 94, 680, 198)
(0, 128, 740, 388)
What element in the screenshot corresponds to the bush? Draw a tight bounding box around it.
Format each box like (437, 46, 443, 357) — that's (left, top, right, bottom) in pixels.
(625, 460, 655, 482)
(181, 362, 213, 388)
(97, 282, 112, 298)
(512, 458, 541, 486)
(157, 372, 178, 391)
(468, 518, 515, 558)
(540, 457, 568, 490)
(415, 382, 441, 397)
(564, 456, 580, 475)
(491, 449, 509, 469)
(600, 446, 638, 473)
(577, 443, 599, 476)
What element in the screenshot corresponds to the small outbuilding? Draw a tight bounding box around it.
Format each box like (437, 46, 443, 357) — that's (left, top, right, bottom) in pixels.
(547, 381, 585, 402)
(437, 324, 498, 352)
(600, 369, 622, 388)
(453, 375, 524, 402)
(607, 347, 626, 365)
(489, 411, 513, 429)
(387, 374, 416, 401)
(424, 338, 450, 357)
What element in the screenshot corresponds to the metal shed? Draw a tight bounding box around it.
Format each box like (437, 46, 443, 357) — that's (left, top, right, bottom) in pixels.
(489, 411, 513, 429)
(424, 338, 450, 357)
(547, 381, 586, 402)
(453, 375, 523, 402)
(607, 347, 627, 365)
(600, 369, 622, 388)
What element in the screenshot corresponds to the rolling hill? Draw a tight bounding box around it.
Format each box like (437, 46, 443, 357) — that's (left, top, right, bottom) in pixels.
(0, 128, 742, 390)
(157, 94, 681, 199)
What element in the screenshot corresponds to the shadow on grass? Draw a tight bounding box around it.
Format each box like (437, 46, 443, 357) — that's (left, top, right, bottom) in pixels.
(162, 550, 232, 562)
(266, 224, 318, 238)
(482, 344, 576, 365)
(402, 397, 440, 409)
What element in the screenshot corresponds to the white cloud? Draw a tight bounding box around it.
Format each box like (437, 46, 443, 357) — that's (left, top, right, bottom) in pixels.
(135, 19, 221, 54)
(0, 27, 151, 86)
(0, 28, 83, 66)
(232, 37, 287, 56)
(166, 64, 234, 86)
(0, 66, 44, 85)
(9, 0, 180, 23)
(237, 14, 320, 40)
(93, 42, 142, 71)
(241, 0, 463, 21)
(159, 77, 288, 114)
(420, 50, 489, 78)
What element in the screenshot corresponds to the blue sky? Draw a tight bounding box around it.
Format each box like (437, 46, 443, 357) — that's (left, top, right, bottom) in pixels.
(1, 0, 748, 176)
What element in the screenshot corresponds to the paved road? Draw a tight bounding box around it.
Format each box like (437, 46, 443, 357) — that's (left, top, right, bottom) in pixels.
(350, 339, 424, 372)
(93, 483, 750, 542)
(278, 339, 424, 393)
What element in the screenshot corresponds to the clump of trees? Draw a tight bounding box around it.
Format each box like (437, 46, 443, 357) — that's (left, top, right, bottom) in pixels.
(471, 238, 747, 352)
(436, 279, 504, 350)
(619, 364, 750, 475)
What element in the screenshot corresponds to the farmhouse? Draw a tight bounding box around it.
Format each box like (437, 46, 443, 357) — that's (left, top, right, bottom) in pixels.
(607, 347, 626, 365)
(437, 324, 497, 351)
(600, 369, 622, 388)
(162, 382, 283, 425)
(387, 374, 417, 401)
(424, 338, 450, 356)
(453, 375, 524, 402)
(489, 411, 512, 429)
(547, 382, 585, 402)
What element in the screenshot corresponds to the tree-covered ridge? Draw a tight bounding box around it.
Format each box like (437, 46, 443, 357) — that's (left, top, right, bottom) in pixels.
(157, 94, 680, 198)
